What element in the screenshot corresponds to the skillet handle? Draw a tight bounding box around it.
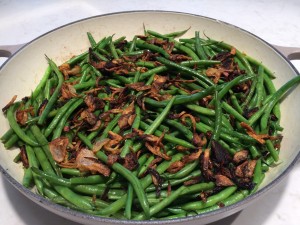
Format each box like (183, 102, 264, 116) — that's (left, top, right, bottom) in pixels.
(273, 45, 300, 60)
(0, 44, 25, 57)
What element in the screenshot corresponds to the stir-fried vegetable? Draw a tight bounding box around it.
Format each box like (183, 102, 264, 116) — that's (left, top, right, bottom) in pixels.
(1, 28, 300, 220)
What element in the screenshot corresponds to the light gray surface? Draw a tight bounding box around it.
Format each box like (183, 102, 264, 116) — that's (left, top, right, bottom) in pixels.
(0, 0, 300, 224)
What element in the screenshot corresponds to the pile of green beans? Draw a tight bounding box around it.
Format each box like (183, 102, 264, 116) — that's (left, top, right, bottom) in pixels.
(1, 28, 300, 220)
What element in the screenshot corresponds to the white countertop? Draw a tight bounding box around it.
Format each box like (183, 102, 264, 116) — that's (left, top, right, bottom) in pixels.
(0, 0, 300, 224)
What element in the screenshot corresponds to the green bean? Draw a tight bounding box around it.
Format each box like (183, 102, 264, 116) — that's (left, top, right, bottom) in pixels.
(26, 109, 58, 125)
(4, 133, 19, 149)
(70, 175, 106, 185)
(200, 45, 211, 57)
(38, 58, 64, 125)
(7, 103, 38, 146)
(249, 145, 261, 159)
(72, 185, 126, 198)
(211, 90, 222, 142)
(125, 184, 134, 219)
(255, 66, 265, 107)
(44, 78, 55, 100)
(220, 127, 256, 143)
(265, 140, 279, 162)
(113, 36, 126, 45)
(52, 98, 83, 139)
(195, 31, 208, 60)
(156, 57, 214, 87)
(73, 80, 95, 90)
(263, 73, 281, 119)
(113, 74, 132, 85)
(105, 80, 122, 88)
(143, 118, 168, 132)
(146, 29, 170, 39)
(43, 186, 64, 201)
(82, 196, 110, 209)
(218, 140, 236, 155)
(31, 145, 55, 176)
(79, 66, 91, 83)
(90, 64, 104, 78)
(182, 186, 237, 210)
(250, 158, 263, 194)
(107, 36, 119, 59)
(185, 104, 215, 116)
(181, 60, 220, 67)
(22, 168, 33, 188)
(262, 154, 276, 171)
(105, 171, 118, 186)
(25, 145, 43, 194)
(0, 128, 15, 142)
(45, 192, 96, 214)
(13, 152, 21, 163)
(165, 208, 187, 216)
(77, 132, 93, 149)
(128, 35, 137, 53)
(96, 114, 121, 141)
(147, 28, 189, 39)
(165, 119, 193, 141)
(164, 27, 191, 38)
(136, 39, 170, 59)
(137, 155, 155, 177)
(145, 97, 175, 135)
(87, 32, 97, 47)
(182, 182, 215, 196)
(135, 60, 156, 68)
(32, 66, 52, 100)
(163, 160, 199, 179)
(270, 121, 284, 132)
(67, 52, 88, 65)
(30, 125, 61, 176)
(144, 85, 215, 107)
(54, 185, 94, 210)
(222, 102, 249, 123)
(229, 90, 243, 114)
(31, 167, 71, 187)
(188, 190, 249, 215)
(61, 168, 82, 177)
(44, 98, 78, 137)
(139, 66, 168, 80)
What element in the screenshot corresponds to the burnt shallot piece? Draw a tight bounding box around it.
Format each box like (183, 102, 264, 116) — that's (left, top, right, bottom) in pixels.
(2, 28, 299, 221)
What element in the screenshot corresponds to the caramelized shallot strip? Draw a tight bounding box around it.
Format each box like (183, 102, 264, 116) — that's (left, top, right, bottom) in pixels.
(49, 137, 69, 163)
(240, 122, 269, 144)
(76, 148, 110, 176)
(2, 95, 17, 112)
